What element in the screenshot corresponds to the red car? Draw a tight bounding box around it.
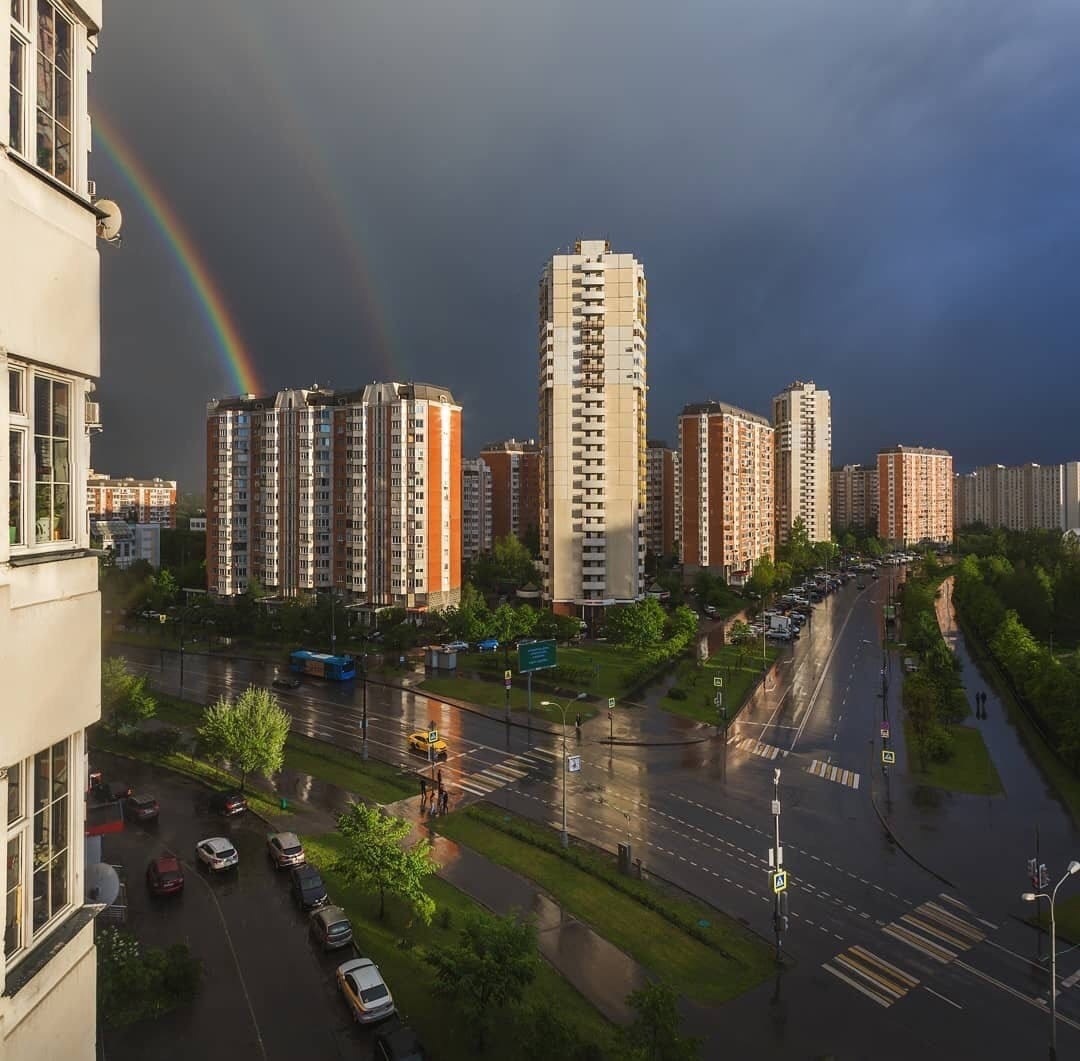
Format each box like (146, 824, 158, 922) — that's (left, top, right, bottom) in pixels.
(146, 855, 185, 896)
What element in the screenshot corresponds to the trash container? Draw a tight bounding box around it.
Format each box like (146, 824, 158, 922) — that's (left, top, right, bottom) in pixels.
(279, 797, 289, 811)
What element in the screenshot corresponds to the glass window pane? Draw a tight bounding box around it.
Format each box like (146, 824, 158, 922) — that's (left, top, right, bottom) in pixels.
(51, 381, 68, 437)
(34, 484, 51, 544)
(35, 435, 52, 483)
(36, 0, 54, 57)
(33, 749, 49, 812)
(11, 2, 20, 24)
(55, 126, 70, 185)
(53, 483, 69, 540)
(5, 883, 21, 957)
(54, 12, 69, 75)
(35, 108, 52, 173)
(51, 795, 67, 854)
(54, 69, 69, 129)
(8, 432, 21, 547)
(50, 851, 67, 914)
(7, 763, 21, 824)
(32, 866, 48, 929)
(7, 369, 20, 413)
(52, 439, 68, 485)
(33, 807, 48, 860)
(34, 377, 50, 433)
(7, 86, 20, 155)
(51, 741, 67, 799)
(8, 35, 21, 92)
(35, 52, 50, 114)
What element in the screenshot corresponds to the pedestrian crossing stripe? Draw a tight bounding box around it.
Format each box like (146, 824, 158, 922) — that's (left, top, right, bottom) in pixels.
(881, 897, 984, 965)
(807, 760, 861, 789)
(734, 736, 783, 760)
(823, 945, 920, 1008)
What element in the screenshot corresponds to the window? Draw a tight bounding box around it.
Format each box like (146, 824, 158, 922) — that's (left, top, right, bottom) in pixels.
(9, 429, 24, 545)
(33, 375, 71, 543)
(9, 31, 25, 153)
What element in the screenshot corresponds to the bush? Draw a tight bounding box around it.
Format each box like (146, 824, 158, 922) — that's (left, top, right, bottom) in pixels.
(668, 688, 688, 701)
(142, 726, 185, 757)
(97, 928, 202, 1029)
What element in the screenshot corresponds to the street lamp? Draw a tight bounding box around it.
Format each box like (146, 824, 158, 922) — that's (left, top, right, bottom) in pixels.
(1022, 859, 1080, 1060)
(541, 693, 587, 848)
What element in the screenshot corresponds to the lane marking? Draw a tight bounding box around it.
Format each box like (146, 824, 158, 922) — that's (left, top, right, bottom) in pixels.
(925, 986, 963, 1010)
(823, 962, 890, 1007)
(955, 959, 1080, 1032)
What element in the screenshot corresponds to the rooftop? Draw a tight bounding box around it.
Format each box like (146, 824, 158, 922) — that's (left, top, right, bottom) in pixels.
(679, 401, 771, 427)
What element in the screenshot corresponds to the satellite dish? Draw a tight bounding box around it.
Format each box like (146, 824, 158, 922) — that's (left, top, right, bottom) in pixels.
(95, 199, 123, 243)
(84, 862, 121, 907)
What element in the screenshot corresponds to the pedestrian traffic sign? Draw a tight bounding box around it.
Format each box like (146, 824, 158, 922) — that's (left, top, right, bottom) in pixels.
(882, 749, 896, 764)
(567, 755, 582, 773)
(713, 675, 723, 688)
(427, 729, 439, 744)
(772, 870, 788, 894)
(714, 692, 722, 708)
(608, 697, 616, 709)
(504, 670, 512, 681)
(880, 724, 890, 739)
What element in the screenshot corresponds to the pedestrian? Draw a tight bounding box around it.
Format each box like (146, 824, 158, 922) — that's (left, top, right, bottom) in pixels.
(440, 789, 449, 815)
(420, 776, 428, 805)
(436, 769, 443, 793)
(575, 713, 582, 736)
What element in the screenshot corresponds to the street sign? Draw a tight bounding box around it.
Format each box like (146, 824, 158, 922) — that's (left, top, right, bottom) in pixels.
(427, 729, 439, 744)
(714, 692, 723, 708)
(880, 724, 890, 739)
(713, 675, 723, 688)
(772, 870, 788, 894)
(567, 755, 582, 773)
(158, 613, 167, 624)
(518, 639, 557, 674)
(882, 749, 896, 764)
(504, 670, 512, 681)
(607, 697, 616, 709)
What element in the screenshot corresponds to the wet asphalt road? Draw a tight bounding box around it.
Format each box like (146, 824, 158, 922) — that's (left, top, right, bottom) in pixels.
(112, 575, 1080, 1059)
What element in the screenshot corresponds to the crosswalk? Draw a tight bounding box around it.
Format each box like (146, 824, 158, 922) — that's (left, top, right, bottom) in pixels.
(823, 945, 920, 1008)
(731, 736, 786, 760)
(413, 746, 556, 800)
(807, 759, 861, 790)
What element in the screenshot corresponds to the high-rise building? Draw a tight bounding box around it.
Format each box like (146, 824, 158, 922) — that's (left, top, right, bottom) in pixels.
(461, 458, 492, 561)
(954, 462, 1072, 532)
(207, 382, 461, 610)
(830, 464, 879, 534)
(678, 403, 773, 580)
(877, 446, 954, 545)
(772, 381, 831, 544)
(954, 472, 978, 528)
(478, 438, 540, 547)
(1065, 463, 1080, 531)
(2, 1, 106, 1054)
(538, 240, 647, 615)
(645, 441, 681, 560)
(87, 473, 177, 527)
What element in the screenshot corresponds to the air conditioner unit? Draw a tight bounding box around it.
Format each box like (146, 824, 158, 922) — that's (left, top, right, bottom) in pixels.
(85, 401, 101, 427)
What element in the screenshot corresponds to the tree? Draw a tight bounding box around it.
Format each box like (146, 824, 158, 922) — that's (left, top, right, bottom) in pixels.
(335, 802, 436, 922)
(518, 1001, 603, 1061)
(747, 555, 776, 599)
(197, 685, 290, 792)
(620, 982, 701, 1061)
(668, 604, 698, 642)
(728, 620, 752, 645)
(605, 599, 666, 649)
(100, 657, 157, 734)
(146, 569, 179, 613)
(427, 911, 538, 1048)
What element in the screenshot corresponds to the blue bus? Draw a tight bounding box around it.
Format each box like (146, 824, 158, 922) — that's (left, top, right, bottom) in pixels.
(289, 650, 357, 681)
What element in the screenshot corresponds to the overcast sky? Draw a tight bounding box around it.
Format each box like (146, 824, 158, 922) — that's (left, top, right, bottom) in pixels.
(89, 0, 1080, 492)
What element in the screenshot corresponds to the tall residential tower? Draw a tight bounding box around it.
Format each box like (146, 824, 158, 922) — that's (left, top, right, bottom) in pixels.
(772, 381, 831, 544)
(539, 240, 647, 615)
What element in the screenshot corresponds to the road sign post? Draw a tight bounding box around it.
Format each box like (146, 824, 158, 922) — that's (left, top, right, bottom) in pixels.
(881, 749, 896, 765)
(713, 675, 723, 688)
(519, 642, 556, 734)
(567, 755, 581, 773)
(770, 768, 786, 963)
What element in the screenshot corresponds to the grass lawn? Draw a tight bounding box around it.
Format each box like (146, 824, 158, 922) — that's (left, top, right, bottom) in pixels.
(418, 676, 599, 725)
(301, 833, 615, 1060)
(661, 643, 778, 724)
(902, 718, 1003, 796)
(1033, 893, 1080, 945)
(434, 805, 773, 1005)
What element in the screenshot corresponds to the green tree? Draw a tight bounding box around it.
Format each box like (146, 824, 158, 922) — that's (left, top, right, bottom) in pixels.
(669, 604, 699, 641)
(620, 982, 701, 1061)
(197, 685, 290, 792)
(747, 555, 777, 599)
(427, 911, 538, 1048)
(518, 1001, 603, 1061)
(605, 599, 666, 649)
(100, 657, 157, 734)
(147, 569, 179, 612)
(728, 620, 752, 645)
(335, 802, 437, 922)
(864, 537, 885, 559)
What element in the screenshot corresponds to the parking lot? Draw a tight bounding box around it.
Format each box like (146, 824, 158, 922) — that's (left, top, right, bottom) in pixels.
(95, 752, 389, 1060)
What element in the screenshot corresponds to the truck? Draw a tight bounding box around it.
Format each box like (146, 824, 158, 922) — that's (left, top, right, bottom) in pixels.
(768, 614, 793, 638)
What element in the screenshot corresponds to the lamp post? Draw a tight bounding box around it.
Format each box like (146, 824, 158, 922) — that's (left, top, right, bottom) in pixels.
(541, 693, 587, 848)
(360, 652, 369, 760)
(1023, 859, 1080, 1060)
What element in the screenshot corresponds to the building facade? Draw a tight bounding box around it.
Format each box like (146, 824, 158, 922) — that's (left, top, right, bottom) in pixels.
(478, 438, 540, 547)
(1065, 463, 1080, 531)
(953, 472, 978, 529)
(954, 463, 1071, 532)
(877, 446, 954, 545)
(678, 403, 773, 580)
(91, 521, 161, 570)
(461, 458, 492, 561)
(207, 382, 462, 610)
(772, 381, 831, 544)
(2, 1, 106, 1055)
(644, 441, 680, 560)
(830, 464, 879, 534)
(538, 240, 647, 615)
(86, 473, 176, 527)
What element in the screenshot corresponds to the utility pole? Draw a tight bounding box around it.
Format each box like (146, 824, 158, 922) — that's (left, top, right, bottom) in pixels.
(360, 653, 369, 760)
(769, 768, 789, 962)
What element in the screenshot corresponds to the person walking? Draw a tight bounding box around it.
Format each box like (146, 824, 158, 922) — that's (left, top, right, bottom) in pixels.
(436, 769, 443, 794)
(440, 789, 449, 815)
(575, 713, 583, 738)
(420, 776, 428, 807)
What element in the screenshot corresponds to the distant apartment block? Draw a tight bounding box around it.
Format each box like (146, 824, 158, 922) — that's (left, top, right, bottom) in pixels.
(679, 402, 774, 581)
(187, 514, 207, 532)
(1065, 463, 1080, 530)
(878, 446, 954, 545)
(831, 464, 879, 534)
(479, 438, 540, 546)
(773, 381, 831, 544)
(207, 382, 461, 610)
(645, 441, 681, 559)
(461, 458, 492, 561)
(87, 472, 177, 527)
(91, 520, 161, 569)
(954, 462, 1075, 532)
(539, 240, 647, 614)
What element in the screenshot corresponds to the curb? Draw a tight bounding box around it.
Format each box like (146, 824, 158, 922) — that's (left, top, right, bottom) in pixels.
(869, 792, 956, 890)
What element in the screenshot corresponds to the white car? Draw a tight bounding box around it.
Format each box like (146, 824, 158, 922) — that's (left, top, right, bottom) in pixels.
(267, 831, 305, 869)
(443, 640, 469, 653)
(336, 957, 396, 1024)
(196, 837, 238, 872)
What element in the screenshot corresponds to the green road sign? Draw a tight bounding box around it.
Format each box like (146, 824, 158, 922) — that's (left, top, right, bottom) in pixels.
(882, 749, 896, 764)
(518, 639, 557, 673)
(427, 729, 439, 744)
(772, 870, 788, 894)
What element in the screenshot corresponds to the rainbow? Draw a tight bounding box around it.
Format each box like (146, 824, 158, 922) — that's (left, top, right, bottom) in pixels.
(92, 111, 261, 395)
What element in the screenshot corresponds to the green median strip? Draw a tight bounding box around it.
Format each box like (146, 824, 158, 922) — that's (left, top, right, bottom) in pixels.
(661, 644, 777, 724)
(433, 804, 773, 1005)
(901, 718, 1003, 796)
(300, 833, 615, 1061)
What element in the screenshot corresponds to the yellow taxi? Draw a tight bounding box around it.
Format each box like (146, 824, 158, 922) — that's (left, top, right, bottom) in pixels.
(407, 731, 448, 760)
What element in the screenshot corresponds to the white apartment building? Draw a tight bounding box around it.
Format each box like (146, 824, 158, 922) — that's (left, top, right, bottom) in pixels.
(207, 382, 462, 610)
(1065, 463, 1080, 531)
(955, 462, 1077, 532)
(538, 240, 647, 615)
(90, 520, 161, 570)
(2, 1, 106, 1056)
(461, 457, 492, 561)
(678, 402, 774, 580)
(772, 381, 831, 544)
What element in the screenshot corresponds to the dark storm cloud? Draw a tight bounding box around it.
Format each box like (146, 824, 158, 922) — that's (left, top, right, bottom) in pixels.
(89, 0, 1080, 490)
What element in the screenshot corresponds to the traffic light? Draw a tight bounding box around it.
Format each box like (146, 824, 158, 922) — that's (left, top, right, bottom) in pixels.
(1028, 858, 1039, 886)
(1039, 864, 1050, 890)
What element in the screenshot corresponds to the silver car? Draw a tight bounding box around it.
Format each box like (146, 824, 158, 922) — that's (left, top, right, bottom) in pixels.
(310, 905, 353, 950)
(337, 957, 395, 1023)
(196, 837, 238, 872)
(267, 831, 305, 869)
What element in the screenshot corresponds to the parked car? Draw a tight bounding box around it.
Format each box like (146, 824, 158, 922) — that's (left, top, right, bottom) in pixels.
(476, 637, 499, 652)
(443, 640, 469, 653)
(146, 854, 185, 896)
(272, 675, 301, 690)
(408, 731, 448, 760)
(374, 1024, 427, 1061)
(291, 864, 329, 910)
(126, 794, 160, 822)
(267, 831, 306, 869)
(209, 791, 248, 817)
(310, 905, 353, 950)
(196, 837, 238, 872)
(337, 957, 396, 1023)
(703, 604, 718, 618)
